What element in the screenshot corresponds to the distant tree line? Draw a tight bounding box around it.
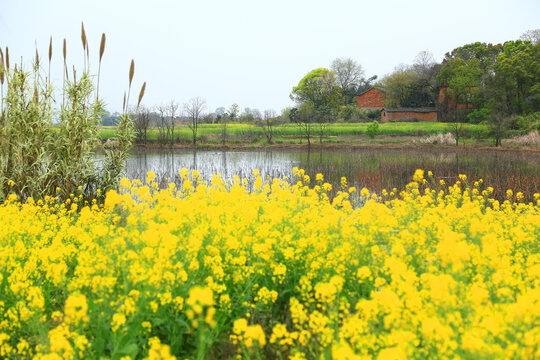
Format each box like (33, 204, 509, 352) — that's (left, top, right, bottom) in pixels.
(99, 28, 540, 147)
(107, 100, 288, 146)
(286, 29, 540, 146)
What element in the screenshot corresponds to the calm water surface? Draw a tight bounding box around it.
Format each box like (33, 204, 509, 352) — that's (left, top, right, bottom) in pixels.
(122, 148, 540, 201)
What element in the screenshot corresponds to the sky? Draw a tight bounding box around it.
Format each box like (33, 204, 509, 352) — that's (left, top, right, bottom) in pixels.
(1, 0, 539, 114)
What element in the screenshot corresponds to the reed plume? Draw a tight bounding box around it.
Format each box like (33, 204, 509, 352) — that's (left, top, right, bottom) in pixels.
(48, 36, 52, 84)
(0, 49, 4, 85)
(129, 59, 134, 87)
(49, 37, 53, 62)
(5, 47, 9, 70)
(125, 60, 134, 113)
(81, 22, 87, 49)
(35, 48, 40, 69)
(0, 58, 4, 85)
(99, 33, 106, 62)
(96, 33, 106, 100)
(0, 49, 4, 112)
(63, 39, 67, 107)
(137, 81, 146, 109)
(81, 22, 87, 71)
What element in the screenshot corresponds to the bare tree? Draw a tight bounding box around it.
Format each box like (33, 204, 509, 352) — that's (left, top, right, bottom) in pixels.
(155, 104, 169, 146)
(252, 109, 262, 121)
(258, 109, 277, 144)
(219, 113, 228, 145)
(520, 29, 540, 45)
(488, 114, 510, 147)
(168, 100, 180, 146)
(185, 97, 206, 146)
(134, 105, 151, 145)
(412, 51, 437, 77)
(290, 103, 315, 147)
(219, 103, 238, 146)
(331, 58, 365, 91)
(316, 107, 333, 145)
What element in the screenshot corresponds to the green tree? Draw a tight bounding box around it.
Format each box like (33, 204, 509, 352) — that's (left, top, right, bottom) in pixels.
(380, 55, 439, 109)
(442, 42, 502, 72)
(380, 66, 417, 107)
(228, 103, 240, 122)
(290, 68, 342, 145)
(437, 57, 484, 124)
(438, 42, 503, 118)
(494, 40, 540, 114)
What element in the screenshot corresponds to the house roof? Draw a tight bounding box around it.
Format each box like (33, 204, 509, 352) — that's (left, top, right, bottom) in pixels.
(384, 107, 437, 113)
(357, 87, 386, 97)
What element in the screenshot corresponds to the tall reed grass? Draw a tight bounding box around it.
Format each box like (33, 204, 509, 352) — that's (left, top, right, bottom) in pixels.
(0, 24, 146, 202)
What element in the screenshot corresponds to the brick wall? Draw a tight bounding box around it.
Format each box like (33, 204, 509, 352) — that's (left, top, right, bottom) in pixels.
(381, 110, 437, 122)
(356, 88, 385, 108)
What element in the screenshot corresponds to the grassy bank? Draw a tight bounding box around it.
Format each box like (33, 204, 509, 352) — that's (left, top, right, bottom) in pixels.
(99, 122, 500, 145)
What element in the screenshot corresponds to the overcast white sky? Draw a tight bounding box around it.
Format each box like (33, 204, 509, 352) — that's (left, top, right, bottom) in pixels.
(1, 0, 539, 114)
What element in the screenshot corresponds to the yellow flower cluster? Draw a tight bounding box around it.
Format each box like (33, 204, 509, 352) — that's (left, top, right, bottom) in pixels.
(0, 169, 538, 359)
(231, 318, 266, 348)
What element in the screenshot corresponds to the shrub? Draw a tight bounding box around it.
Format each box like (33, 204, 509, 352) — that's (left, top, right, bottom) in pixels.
(466, 108, 490, 124)
(418, 132, 456, 145)
(507, 112, 540, 131)
(366, 120, 380, 138)
(505, 129, 540, 146)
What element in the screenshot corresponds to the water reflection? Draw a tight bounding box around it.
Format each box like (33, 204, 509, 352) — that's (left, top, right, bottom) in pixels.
(122, 148, 540, 202)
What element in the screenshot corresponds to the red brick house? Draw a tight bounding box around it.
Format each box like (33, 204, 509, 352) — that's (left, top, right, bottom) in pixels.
(381, 108, 438, 122)
(356, 87, 386, 110)
(356, 87, 438, 122)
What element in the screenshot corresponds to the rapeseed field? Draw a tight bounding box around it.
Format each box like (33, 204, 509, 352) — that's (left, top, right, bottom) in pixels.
(0, 169, 538, 359)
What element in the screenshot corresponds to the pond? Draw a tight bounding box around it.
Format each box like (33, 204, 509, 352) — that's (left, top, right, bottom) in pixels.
(121, 148, 540, 202)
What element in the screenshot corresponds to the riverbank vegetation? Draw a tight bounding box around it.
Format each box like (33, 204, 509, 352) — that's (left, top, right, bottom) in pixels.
(0, 169, 538, 359)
